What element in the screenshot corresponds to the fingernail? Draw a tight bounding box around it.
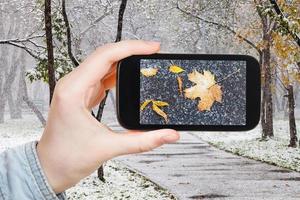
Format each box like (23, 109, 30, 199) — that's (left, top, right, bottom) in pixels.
(161, 133, 179, 144)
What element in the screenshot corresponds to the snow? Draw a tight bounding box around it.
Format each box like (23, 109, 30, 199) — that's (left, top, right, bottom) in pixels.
(67, 161, 176, 200)
(0, 114, 175, 200)
(192, 119, 300, 172)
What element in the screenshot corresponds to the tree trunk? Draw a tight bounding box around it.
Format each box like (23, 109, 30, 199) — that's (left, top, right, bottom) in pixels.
(62, 0, 79, 67)
(0, 22, 15, 123)
(45, 0, 56, 104)
(97, 0, 128, 182)
(96, 90, 109, 121)
(115, 0, 128, 43)
(261, 87, 267, 138)
(262, 43, 274, 138)
(97, 165, 105, 182)
(15, 63, 25, 119)
(22, 73, 46, 126)
(0, 48, 20, 122)
(286, 85, 297, 147)
(7, 88, 19, 119)
(259, 6, 274, 139)
(14, 37, 29, 120)
(259, 51, 268, 139)
(23, 96, 46, 127)
(7, 49, 23, 119)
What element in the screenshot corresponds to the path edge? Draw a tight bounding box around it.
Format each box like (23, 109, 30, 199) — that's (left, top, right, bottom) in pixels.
(113, 159, 179, 200)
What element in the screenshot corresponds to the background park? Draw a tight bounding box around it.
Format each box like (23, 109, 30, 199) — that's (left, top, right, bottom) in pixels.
(0, 0, 299, 199)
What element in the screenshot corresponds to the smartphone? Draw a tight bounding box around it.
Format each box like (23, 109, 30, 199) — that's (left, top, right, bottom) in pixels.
(117, 54, 260, 131)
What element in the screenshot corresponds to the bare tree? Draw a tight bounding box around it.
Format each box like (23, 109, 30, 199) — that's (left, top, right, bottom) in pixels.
(6, 49, 23, 120)
(0, 19, 18, 123)
(19, 52, 46, 126)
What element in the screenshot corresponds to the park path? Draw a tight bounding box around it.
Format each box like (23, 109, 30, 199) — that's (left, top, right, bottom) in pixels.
(109, 123, 300, 200)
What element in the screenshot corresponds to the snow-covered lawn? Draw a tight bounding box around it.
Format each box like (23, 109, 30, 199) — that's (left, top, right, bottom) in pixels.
(0, 114, 176, 200)
(192, 120, 300, 172)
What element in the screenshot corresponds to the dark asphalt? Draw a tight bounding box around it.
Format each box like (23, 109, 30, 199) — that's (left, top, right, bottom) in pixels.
(139, 59, 247, 125)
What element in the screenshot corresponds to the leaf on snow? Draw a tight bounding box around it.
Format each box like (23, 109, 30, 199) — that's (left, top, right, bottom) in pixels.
(169, 65, 185, 74)
(140, 100, 152, 111)
(184, 70, 222, 111)
(141, 68, 158, 77)
(177, 76, 183, 95)
(152, 100, 169, 107)
(152, 104, 168, 123)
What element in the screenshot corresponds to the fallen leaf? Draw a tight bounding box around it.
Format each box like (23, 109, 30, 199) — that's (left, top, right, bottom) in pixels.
(177, 76, 183, 95)
(152, 100, 169, 107)
(152, 104, 168, 123)
(141, 68, 158, 77)
(210, 84, 222, 102)
(169, 65, 185, 74)
(184, 70, 222, 111)
(140, 100, 152, 111)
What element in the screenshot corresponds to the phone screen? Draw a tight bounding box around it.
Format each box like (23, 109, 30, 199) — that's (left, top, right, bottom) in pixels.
(139, 59, 247, 125)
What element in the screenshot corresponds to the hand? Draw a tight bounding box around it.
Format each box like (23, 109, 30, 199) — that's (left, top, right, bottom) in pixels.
(37, 40, 180, 194)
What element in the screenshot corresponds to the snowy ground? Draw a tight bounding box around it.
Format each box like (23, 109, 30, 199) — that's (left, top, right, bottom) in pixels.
(192, 120, 300, 172)
(0, 114, 175, 200)
(66, 161, 176, 200)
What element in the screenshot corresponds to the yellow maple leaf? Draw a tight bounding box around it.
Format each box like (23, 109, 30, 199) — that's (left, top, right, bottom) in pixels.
(184, 70, 222, 111)
(169, 65, 185, 73)
(141, 68, 158, 77)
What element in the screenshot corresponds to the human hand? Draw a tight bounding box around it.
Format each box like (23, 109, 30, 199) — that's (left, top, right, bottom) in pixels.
(37, 40, 180, 194)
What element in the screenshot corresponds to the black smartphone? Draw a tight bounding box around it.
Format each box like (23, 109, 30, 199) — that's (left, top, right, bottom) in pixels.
(117, 54, 260, 131)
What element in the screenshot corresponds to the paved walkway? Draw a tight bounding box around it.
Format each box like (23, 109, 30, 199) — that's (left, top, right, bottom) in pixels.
(111, 126, 300, 200)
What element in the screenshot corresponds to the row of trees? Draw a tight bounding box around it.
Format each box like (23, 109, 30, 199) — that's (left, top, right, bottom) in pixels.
(177, 0, 299, 147)
(0, 0, 127, 181)
(0, 0, 299, 179)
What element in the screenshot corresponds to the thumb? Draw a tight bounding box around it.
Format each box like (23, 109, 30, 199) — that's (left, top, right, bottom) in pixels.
(110, 129, 180, 156)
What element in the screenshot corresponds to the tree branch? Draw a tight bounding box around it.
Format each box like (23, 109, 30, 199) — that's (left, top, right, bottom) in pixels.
(0, 41, 40, 59)
(269, 0, 300, 47)
(176, 2, 262, 55)
(80, 8, 112, 37)
(62, 0, 80, 67)
(0, 34, 45, 59)
(0, 34, 45, 44)
(115, 0, 128, 42)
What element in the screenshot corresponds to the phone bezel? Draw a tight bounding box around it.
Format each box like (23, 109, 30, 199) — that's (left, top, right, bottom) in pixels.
(117, 54, 260, 131)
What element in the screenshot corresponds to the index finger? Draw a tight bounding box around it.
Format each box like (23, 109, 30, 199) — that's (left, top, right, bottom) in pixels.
(74, 40, 160, 87)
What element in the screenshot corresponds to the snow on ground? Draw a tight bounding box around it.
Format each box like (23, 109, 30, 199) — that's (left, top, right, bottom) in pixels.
(67, 161, 176, 200)
(192, 120, 300, 172)
(0, 114, 175, 200)
(0, 114, 43, 152)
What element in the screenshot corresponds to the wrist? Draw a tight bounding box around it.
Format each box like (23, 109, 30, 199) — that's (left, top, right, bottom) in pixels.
(36, 137, 77, 194)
